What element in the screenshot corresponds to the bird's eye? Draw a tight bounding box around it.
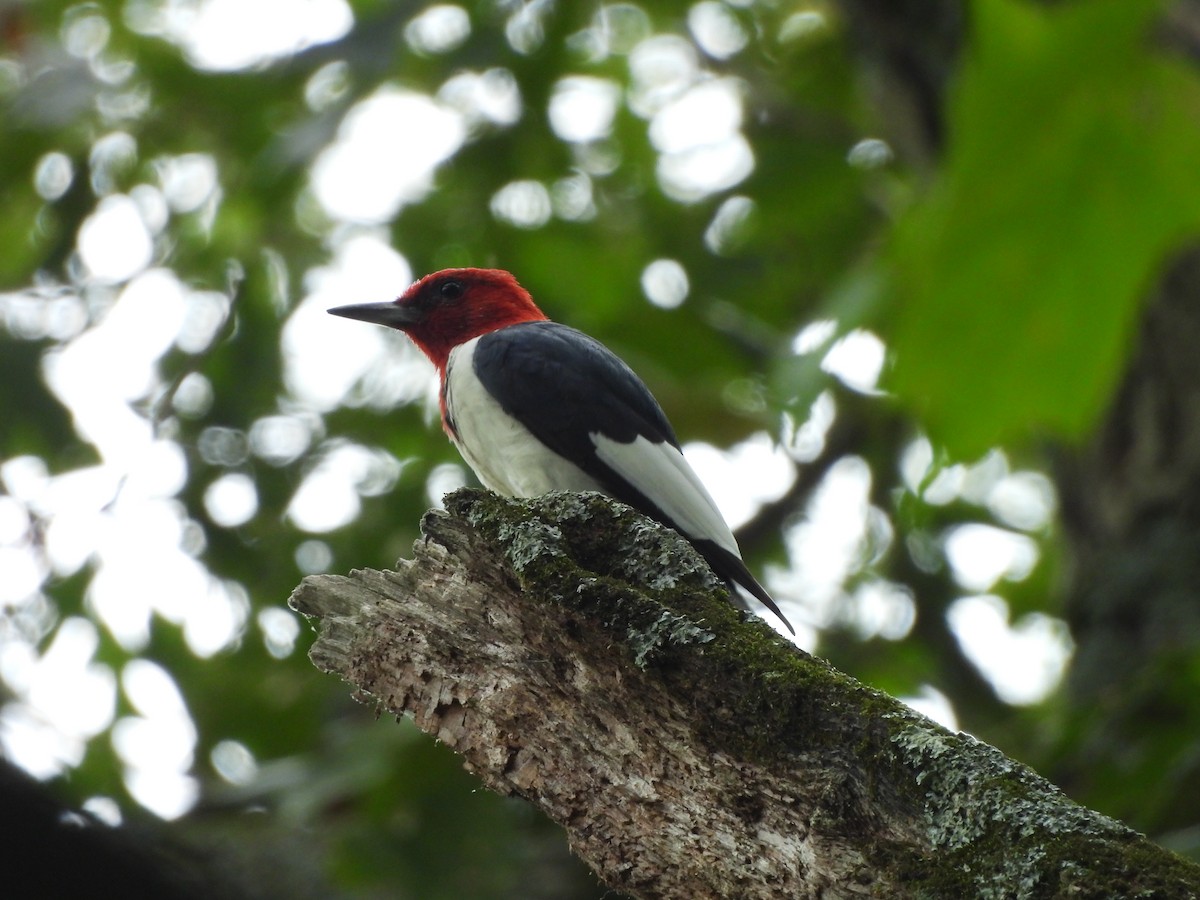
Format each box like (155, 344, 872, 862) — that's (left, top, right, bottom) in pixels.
(439, 280, 464, 301)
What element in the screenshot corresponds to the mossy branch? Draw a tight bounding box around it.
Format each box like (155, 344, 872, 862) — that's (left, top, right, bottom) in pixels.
(288, 489, 1200, 899)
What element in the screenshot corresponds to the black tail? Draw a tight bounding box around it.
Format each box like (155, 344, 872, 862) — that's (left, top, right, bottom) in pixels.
(691, 538, 795, 635)
(589, 465, 796, 635)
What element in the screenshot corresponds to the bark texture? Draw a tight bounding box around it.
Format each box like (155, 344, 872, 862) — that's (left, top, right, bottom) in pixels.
(289, 489, 1200, 900)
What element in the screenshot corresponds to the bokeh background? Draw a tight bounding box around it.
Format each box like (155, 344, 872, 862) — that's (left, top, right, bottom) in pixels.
(3, 0, 1200, 895)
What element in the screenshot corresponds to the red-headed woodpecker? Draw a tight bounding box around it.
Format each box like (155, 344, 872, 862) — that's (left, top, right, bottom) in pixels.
(329, 268, 794, 634)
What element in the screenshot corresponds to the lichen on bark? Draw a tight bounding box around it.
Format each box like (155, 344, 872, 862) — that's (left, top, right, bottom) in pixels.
(288, 488, 1200, 899)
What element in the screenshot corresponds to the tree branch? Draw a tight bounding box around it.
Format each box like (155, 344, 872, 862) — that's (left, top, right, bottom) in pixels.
(289, 489, 1200, 899)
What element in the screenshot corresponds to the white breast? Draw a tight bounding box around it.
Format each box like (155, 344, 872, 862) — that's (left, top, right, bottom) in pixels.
(445, 338, 605, 497)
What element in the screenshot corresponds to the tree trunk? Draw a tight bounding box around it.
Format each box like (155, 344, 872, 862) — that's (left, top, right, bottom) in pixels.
(1052, 248, 1200, 836)
(288, 489, 1200, 900)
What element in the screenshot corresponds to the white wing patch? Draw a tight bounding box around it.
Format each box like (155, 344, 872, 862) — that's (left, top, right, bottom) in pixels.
(591, 433, 740, 559)
(446, 338, 605, 497)
(447, 337, 741, 563)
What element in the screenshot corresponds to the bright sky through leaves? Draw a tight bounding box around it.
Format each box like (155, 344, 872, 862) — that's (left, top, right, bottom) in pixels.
(0, 0, 1083, 826)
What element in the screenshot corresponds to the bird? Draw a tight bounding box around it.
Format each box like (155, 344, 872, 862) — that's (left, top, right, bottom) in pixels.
(328, 267, 794, 634)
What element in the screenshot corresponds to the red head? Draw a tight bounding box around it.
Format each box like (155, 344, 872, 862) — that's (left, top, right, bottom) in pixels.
(328, 268, 549, 371)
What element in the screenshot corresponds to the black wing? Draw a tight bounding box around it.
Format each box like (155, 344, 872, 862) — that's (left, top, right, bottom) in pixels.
(473, 321, 794, 633)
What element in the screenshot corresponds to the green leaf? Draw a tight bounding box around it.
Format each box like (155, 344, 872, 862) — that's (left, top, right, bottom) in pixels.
(888, 0, 1200, 458)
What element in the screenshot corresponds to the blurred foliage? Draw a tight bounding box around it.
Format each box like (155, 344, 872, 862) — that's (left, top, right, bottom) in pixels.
(891, 0, 1200, 457)
(1, 0, 1199, 895)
